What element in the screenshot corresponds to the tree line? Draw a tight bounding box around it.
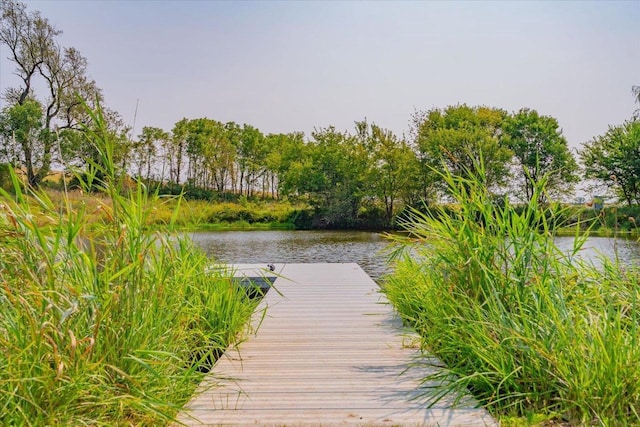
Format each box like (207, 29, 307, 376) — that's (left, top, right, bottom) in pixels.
(1, 0, 639, 228)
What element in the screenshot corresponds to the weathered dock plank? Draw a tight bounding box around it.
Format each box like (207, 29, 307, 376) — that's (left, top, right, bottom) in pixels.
(177, 263, 496, 426)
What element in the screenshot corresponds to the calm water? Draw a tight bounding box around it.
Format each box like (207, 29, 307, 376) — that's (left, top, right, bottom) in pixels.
(189, 230, 640, 281)
(189, 231, 392, 279)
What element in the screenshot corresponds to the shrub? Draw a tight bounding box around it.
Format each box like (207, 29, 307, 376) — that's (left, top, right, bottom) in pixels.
(0, 103, 258, 424)
(383, 162, 640, 424)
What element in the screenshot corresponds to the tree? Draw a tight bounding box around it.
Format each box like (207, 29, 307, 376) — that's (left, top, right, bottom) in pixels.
(633, 85, 640, 119)
(168, 119, 189, 186)
(308, 127, 370, 227)
(0, 0, 57, 105)
(580, 120, 640, 206)
(262, 133, 288, 198)
(236, 124, 265, 197)
(271, 131, 307, 198)
(181, 118, 235, 192)
(0, 99, 43, 183)
(502, 108, 579, 203)
(407, 110, 439, 204)
(134, 126, 169, 183)
(278, 127, 368, 227)
(356, 120, 419, 226)
(414, 104, 512, 196)
(1, 0, 106, 185)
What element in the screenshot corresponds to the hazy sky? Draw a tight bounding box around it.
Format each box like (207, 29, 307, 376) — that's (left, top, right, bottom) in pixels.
(1, 0, 638, 149)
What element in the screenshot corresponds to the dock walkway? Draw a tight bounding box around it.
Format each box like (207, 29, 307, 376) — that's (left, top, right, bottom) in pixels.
(178, 263, 495, 426)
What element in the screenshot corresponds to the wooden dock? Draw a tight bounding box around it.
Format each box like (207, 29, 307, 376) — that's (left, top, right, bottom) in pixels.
(177, 263, 496, 426)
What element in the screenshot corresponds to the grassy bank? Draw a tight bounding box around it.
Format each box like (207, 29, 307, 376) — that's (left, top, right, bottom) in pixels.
(0, 107, 259, 424)
(20, 189, 311, 231)
(555, 204, 640, 238)
(383, 168, 640, 425)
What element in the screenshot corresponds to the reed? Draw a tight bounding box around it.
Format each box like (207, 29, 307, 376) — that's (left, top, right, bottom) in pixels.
(383, 161, 640, 425)
(0, 102, 258, 425)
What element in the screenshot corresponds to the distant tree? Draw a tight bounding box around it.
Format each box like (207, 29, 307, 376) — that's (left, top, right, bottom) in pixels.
(0, 99, 43, 182)
(309, 127, 369, 227)
(181, 118, 235, 192)
(414, 104, 512, 195)
(580, 120, 640, 206)
(271, 132, 307, 198)
(168, 119, 189, 186)
(279, 127, 368, 227)
(262, 133, 286, 198)
(58, 108, 129, 170)
(61, 100, 130, 191)
(633, 85, 640, 118)
(407, 110, 439, 204)
(502, 108, 579, 203)
(134, 126, 169, 183)
(237, 124, 265, 197)
(356, 120, 419, 226)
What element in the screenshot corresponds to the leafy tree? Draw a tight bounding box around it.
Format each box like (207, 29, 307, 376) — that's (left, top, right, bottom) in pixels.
(0, 0, 57, 105)
(262, 132, 294, 199)
(414, 104, 512, 196)
(1, 0, 109, 185)
(271, 131, 307, 198)
(168, 118, 189, 186)
(280, 127, 368, 227)
(182, 118, 235, 192)
(580, 120, 640, 206)
(502, 108, 579, 203)
(356, 120, 419, 226)
(0, 99, 43, 183)
(237, 124, 266, 197)
(62, 100, 130, 191)
(57, 108, 129, 169)
(134, 126, 169, 182)
(315, 127, 370, 227)
(408, 109, 440, 204)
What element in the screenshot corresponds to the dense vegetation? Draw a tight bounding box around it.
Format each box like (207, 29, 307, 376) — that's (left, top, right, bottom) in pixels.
(2, 1, 640, 230)
(0, 105, 259, 424)
(0, 2, 639, 425)
(383, 165, 640, 425)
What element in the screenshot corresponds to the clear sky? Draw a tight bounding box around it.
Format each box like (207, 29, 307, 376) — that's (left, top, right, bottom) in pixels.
(1, 0, 638, 149)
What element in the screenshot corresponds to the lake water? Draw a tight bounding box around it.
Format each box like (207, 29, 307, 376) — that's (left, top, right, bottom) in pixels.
(189, 230, 640, 281)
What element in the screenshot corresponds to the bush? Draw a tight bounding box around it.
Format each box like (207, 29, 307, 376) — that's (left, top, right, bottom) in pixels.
(383, 166, 640, 424)
(0, 104, 258, 424)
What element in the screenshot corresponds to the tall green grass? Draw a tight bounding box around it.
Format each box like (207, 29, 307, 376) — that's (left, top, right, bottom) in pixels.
(0, 103, 258, 425)
(383, 163, 640, 425)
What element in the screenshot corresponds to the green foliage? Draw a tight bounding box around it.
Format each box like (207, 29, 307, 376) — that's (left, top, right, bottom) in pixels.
(414, 104, 512, 195)
(502, 108, 579, 203)
(133, 126, 169, 182)
(281, 126, 370, 228)
(580, 120, 640, 206)
(0, 0, 116, 186)
(0, 102, 258, 424)
(358, 120, 421, 227)
(0, 98, 46, 185)
(383, 163, 640, 424)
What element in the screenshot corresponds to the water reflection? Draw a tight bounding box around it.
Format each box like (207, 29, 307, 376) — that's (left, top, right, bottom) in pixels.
(189, 231, 640, 282)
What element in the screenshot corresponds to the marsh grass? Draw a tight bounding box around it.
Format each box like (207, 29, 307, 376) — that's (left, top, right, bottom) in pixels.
(383, 163, 640, 425)
(0, 103, 258, 425)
